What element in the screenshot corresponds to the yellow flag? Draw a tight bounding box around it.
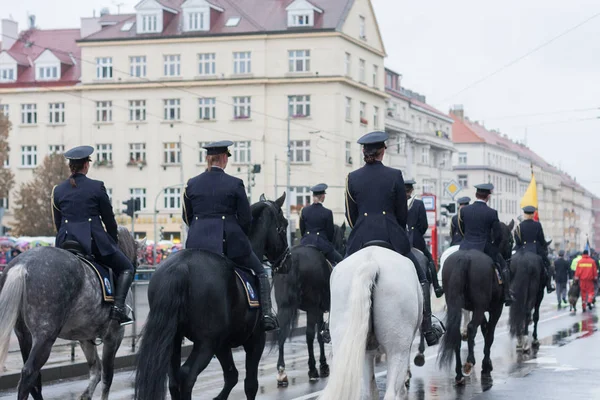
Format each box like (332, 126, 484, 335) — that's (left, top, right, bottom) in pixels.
(520, 173, 539, 220)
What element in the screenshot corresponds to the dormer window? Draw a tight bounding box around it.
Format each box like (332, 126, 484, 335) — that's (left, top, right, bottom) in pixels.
(291, 14, 311, 27)
(286, 0, 323, 28)
(0, 66, 16, 82)
(36, 65, 59, 81)
(141, 14, 159, 33)
(181, 0, 222, 33)
(187, 11, 206, 31)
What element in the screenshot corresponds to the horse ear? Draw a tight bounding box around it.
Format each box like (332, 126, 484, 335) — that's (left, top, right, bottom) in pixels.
(547, 239, 553, 247)
(259, 194, 267, 202)
(275, 192, 286, 208)
(508, 219, 515, 231)
(138, 237, 147, 248)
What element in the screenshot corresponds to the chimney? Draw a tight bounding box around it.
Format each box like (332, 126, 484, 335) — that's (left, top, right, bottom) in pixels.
(81, 17, 102, 38)
(1, 19, 18, 50)
(450, 104, 464, 120)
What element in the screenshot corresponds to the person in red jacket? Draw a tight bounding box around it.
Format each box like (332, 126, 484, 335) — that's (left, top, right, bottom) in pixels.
(575, 250, 598, 311)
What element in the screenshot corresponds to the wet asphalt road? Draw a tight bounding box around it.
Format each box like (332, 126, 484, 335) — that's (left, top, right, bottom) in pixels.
(1, 296, 598, 399)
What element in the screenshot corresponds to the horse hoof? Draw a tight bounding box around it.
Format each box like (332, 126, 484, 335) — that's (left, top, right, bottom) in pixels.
(414, 353, 425, 367)
(320, 364, 330, 378)
(461, 333, 468, 342)
(277, 379, 289, 388)
(463, 362, 473, 376)
(532, 340, 540, 349)
(276, 371, 289, 387)
(455, 377, 466, 386)
(308, 369, 320, 381)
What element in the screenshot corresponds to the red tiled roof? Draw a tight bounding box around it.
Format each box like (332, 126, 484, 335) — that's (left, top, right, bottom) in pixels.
(82, 0, 352, 41)
(0, 28, 81, 88)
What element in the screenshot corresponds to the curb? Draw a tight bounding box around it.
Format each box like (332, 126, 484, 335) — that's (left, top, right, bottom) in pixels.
(0, 326, 307, 391)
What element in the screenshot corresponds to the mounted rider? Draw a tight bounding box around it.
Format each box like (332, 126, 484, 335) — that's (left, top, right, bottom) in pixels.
(450, 196, 470, 246)
(344, 131, 443, 346)
(182, 141, 278, 331)
(458, 183, 514, 306)
(405, 179, 444, 298)
(299, 183, 343, 266)
(52, 146, 134, 326)
(514, 205, 555, 294)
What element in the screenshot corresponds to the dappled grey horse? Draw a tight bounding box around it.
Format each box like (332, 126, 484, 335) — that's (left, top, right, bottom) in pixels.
(0, 226, 140, 400)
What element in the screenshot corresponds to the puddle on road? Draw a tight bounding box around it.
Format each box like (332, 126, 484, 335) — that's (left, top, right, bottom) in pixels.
(538, 313, 598, 347)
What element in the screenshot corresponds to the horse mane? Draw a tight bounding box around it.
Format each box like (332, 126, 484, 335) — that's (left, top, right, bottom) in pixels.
(117, 226, 137, 265)
(250, 201, 269, 220)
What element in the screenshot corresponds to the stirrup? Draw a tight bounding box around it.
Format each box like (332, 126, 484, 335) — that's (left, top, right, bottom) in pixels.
(111, 306, 134, 326)
(263, 315, 279, 331)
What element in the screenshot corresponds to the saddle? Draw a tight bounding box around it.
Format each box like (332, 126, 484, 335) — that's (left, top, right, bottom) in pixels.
(61, 240, 115, 303)
(234, 266, 260, 309)
(362, 240, 394, 250)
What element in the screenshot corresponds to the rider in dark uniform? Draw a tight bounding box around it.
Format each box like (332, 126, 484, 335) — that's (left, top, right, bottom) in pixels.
(52, 146, 134, 326)
(300, 183, 343, 265)
(514, 205, 555, 294)
(345, 131, 442, 346)
(182, 141, 278, 331)
(458, 183, 514, 306)
(450, 196, 470, 246)
(405, 179, 443, 298)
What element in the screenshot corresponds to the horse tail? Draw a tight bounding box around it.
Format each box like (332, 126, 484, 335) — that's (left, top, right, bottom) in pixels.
(0, 264, 26, 370)
(320, 254, 379, 400)
(272, 251, 300, 351)
(134, 262, 188, 400)
(439, 254, 468, 369)
(509, 254, 531, 337)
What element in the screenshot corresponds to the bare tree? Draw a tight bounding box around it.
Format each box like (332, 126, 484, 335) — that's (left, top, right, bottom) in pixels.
(0, 110, 14, 204)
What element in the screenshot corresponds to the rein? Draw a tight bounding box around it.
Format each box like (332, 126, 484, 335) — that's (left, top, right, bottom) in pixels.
(260, 200, 291, 274)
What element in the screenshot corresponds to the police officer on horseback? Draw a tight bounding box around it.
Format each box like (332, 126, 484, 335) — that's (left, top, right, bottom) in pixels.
(405, 179, 444, 298)
(514, 206, 555, 294)
(300, 183, 343, 266)
(52, 146, 134, 326)
(344, 131, 442, 346)
(458, 183, 514, 306)
(450, 197, 470, 246)
(182, 141, 278, 331)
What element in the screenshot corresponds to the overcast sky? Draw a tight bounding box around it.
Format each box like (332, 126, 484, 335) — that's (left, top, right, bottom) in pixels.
(4, 0, 600, 195)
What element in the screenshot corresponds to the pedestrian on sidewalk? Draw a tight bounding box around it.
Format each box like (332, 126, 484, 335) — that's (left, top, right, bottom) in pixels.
(575, 250, 598, 312)
(554, 250, 570, 309)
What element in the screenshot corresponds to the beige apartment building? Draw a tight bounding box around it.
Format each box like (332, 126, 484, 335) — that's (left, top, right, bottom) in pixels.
(0, 0, 388, 241)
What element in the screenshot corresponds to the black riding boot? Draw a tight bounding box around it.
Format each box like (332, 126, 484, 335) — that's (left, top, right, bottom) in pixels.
(501, 267, 514, 307)
(543, 261, 555, 294)
(426, 256, 444, 298)
(110, 270, 134, 326)
(421, 283, 442, 346)
(258, 274, 279, 331)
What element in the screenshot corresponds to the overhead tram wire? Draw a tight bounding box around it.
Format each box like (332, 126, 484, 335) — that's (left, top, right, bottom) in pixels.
(478, 107, 600, 121)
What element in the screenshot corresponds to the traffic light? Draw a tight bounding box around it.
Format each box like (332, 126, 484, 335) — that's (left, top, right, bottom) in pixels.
(252, 164, 261, 174)
(133, 198, 141, 213)
(122, 199, 133, 218)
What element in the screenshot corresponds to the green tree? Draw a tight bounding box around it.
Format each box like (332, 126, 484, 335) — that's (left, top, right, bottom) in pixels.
(0, 109, 14, 204)
(12, 154, 70, 236)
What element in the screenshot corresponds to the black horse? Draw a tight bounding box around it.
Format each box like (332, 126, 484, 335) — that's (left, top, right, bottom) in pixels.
(439, 220, 514, 385)
(508, 240, 551, 352)
(274, 222, 346, 385)
(134, 194, 289, 400)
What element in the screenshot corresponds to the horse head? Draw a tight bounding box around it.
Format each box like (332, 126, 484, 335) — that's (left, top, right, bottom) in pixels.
(499, 220, 515, 260)
(251, 193, 289, 271)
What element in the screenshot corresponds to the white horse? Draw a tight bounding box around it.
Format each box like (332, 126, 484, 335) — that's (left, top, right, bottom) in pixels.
(319, 246, 422, 400)
(440, 245, 471, 341)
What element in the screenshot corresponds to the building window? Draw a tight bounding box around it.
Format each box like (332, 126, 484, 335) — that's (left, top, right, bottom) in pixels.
(130, 188, 147, 209)
(198, 98, 216, 120)
(372, 65, 378, 87)
(129, 100, 146, 121)
(163, 55, 181, 77)
(0, 67, 16, 82)
(422, 179, 434, 194)
(96, 101, 112, 122)
(163, 142, 181, 165)
(48, 144, 65, 154)
(290, 140, 310, 163)
(288, 95, 311, 118)
(288, 50, 310, 72)
(345, 97, 352, 121)
(0, 104, 8, 119)
(129, 143, 146, 163)
(373, 106, 379, 128)
(129, 56, 147, 78)
(233, 52, 251, 74)
(106, 188, 113, 204)
(359, 102, 367, 124)
(163, 187, 181, 209)
(359, 59, 366, 82)
(21, 145, 37, 167)
(141, 14, 158, 32)
(187, 11, 205, 31)
(48, 103, 65, 124)
(345, 141, 352, 165)
(198, 142, 208, 163)
(232, 141, 251, 164)
(359, 16, 366, 39)
(198, 53, 216, 76)
(291, 186, 311, 207)
(420, 147, 430, 165)
(458, 152, 467, 165)
(96, 144, 113, 164)
(458, 174, 468, 188)
(0, 197, 8, 209)
(291, 14, 311, 26)
(233, 96, 251, 119)
(163, 99, 181, 121)
(36, 65, 59, 80)
(344, 52, 351, 76)
(96, 57, 113, 80)
(21, 104, 37, 125)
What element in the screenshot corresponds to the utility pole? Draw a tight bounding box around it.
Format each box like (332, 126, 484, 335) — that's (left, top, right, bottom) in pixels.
(247, 163, 252, 203)
(179, 134, 186, 248)
(286, 116, 292, 245)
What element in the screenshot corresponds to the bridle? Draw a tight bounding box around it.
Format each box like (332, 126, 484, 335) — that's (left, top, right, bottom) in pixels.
(261, 200, 291, 274)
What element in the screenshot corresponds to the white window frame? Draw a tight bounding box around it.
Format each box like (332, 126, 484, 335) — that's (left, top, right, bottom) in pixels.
(48, 102, 65, 124)
(344, 52, 351, 76)
(96, 101, 112, 122)
(232, 141, 251, 164)
(233, 52, 251, 75)
(163, 187, 181, 209)
(198, 53, 216, 76)
(289, 12, 313, 27)
(141, 14, 159, 33)
(163, 55, 181, 77)
(48, 145, 65, 155)
(95, 144, 113, 164)
(163, 99, 181, 121)
(291, 186, 311, 208)
(359, 59, 366, 82)
(130, 188, 147, 210)
(345, 141, 353, 165)
(288, 95, 311, 118)
(198, 98, 216, 120)
(129, 56, 147, 78)
(36, 64, 59, 81)
(198, 141, 209, 163)
(359, 15, 366, 39)
(345, 97, 352, 121)
(163, 142, 181, 165)
(20, 145, 37, 167)
(21, 104, 37, 125)
(0, 197, 8, 210)
(373, 106, 379, 128)
(0, 104, 8, 119)
(458, 152, 467, 165)
(128, 143, 146, 164)
(0, 66, 16, 82)
(421, 146, 430, 165)
(95, 57, 113, 80)
(288, 50, 310, 73)
(186, 11, 206, 31)
(233, 96, 251, 119)
(129, 100, 146, 121)
(290, 140, 311, 163)
(372, 65, 378, 87)
(359, 102, 367, 124)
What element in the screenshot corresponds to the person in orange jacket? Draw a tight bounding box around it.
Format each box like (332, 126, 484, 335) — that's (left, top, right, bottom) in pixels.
(575, 250, 598, 311)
